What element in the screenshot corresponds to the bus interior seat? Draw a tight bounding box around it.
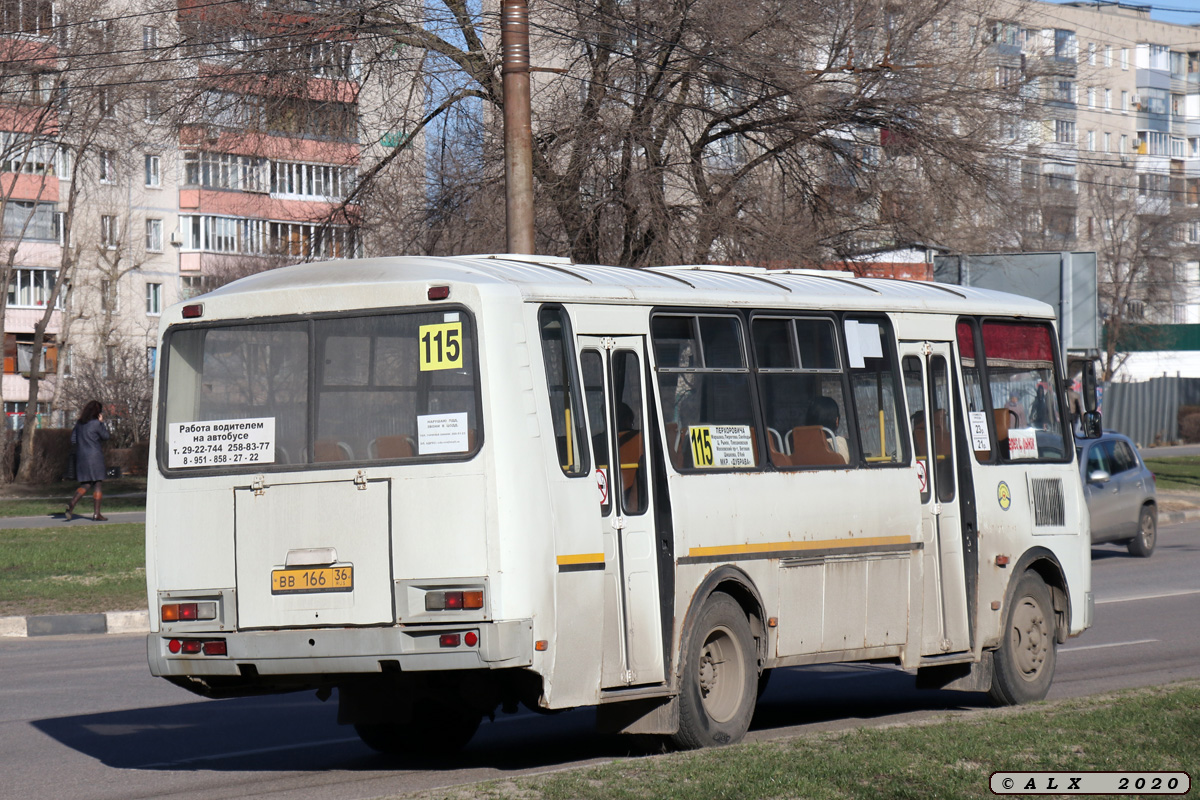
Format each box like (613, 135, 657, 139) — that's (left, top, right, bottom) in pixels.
(790, 425, 846, 466)
(313, 439, 353, 462)
(912, 416, 928, 458)
(369, 435, 415, 459)
(618, 430, 643, 509)
(274, 446, 290, 465)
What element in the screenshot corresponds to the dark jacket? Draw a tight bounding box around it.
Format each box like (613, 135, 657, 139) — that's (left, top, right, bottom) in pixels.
(71, 419, 111, 483)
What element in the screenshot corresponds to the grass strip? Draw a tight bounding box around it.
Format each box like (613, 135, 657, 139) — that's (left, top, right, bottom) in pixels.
(0, 495, 146, 519)
(0, 523, 146, 617)
(407, 683, 1199, 800)
(1143, 456, 1200, 491)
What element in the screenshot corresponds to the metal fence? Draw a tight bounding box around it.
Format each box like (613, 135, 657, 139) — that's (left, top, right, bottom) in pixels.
(1102, 377, 1200, 447)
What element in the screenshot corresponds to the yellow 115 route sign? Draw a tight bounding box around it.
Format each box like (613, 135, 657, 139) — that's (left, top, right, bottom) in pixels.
(419, 321, 463, 371)
(689, 424, 755, 468)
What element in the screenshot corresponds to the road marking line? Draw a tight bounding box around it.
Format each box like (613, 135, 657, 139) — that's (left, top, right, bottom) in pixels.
(1096, 589, 1200, 605)
(137, 735, 361, 768)
(1060, 638, 1158, 653)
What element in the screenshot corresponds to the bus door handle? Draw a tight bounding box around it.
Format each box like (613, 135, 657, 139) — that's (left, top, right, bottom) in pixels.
(612, 516, 626, 531)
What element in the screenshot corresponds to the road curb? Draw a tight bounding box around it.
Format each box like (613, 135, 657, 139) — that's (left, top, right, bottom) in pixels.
(0, 610, 149, 638)
(1161, 507, 1200, 524)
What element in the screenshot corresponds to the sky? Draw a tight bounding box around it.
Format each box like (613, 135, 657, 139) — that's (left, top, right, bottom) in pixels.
(1042, 0, 1200, 27)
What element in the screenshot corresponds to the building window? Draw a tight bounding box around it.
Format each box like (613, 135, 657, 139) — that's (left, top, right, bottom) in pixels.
(1119, 135, 1128, 154)
(142, 25, 157, 50)
(100, 215, 118, 248)
(1105, 45, 1113, 67)
(1, 201, 56, 241)
(1086, 130, 1095, 151)
(144, 154, 160, 187)
(145, 282, 162, 315)
(147, 346, 157, 374)
(1104, 132, 1111, 153)
(181, 275, 207, 299)
(270, 160, 357, 199)
(1053, 80, 1075, 104)
(100, 279, 119, 312)
(145, 218, 163, 252)
(98, 150, 114, 183)
(6, 268, 60, 308)
(1104, 88, 1112, 110)
(144, 91, 160, 123)
(0, 0, 54, 36)
(1121, 48, 1129, 70)
(99, 88, 115, 118)
(1121, 91, 1129, 112)
(1054, 120, 1076, 144)
(1087, 87, 1095, 109)
(182, 151, 267, 193)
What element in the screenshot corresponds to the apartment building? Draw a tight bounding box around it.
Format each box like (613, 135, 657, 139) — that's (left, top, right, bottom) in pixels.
(1, 0, 410, 430)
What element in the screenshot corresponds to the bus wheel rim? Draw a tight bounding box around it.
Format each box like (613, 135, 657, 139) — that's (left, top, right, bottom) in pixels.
(1011, 596, 1049, 680)
(698, 625, 745, 723)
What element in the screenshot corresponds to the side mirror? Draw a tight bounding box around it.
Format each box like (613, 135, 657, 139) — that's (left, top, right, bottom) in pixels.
(1082, 361, 1098, 412)
(1088, 469, 1111, 484)
(1081, 410, 1102, 439)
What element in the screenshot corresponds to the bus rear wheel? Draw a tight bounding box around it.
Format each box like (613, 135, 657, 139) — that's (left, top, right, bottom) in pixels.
(672, 593, 756, 750)
(989, 571, 1056, 706)
(354, 702, 482, 757)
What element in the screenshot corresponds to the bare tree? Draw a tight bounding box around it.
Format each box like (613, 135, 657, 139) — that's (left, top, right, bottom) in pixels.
(55, 335, 152, 447)
(1074, 165, 1190, 380)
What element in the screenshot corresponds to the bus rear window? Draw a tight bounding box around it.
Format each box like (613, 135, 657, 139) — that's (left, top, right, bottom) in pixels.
(161, 310, 479, 470)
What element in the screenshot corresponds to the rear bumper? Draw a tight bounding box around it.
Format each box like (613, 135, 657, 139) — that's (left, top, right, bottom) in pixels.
(147, 619, 533, 678)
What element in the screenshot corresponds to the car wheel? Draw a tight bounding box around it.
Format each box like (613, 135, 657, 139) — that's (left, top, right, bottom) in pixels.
(989, 571, 1056, 706)
(1127, 506, 1156, 558)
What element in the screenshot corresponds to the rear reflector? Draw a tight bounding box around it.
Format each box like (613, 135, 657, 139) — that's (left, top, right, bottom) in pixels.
(202, 640, 227, 656)
(167, 638, 227, 656)
(427, 286, 450, 301)
(182, 303, 203, 318)
(439, 634, 461, 648)
(464, 631, 478, 647)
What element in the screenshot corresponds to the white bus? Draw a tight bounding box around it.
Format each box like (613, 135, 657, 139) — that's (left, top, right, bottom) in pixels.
(146, 255, 1095, 752)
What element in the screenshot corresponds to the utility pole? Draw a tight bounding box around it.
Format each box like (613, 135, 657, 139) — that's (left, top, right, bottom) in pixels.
(501, 0, 535, 254)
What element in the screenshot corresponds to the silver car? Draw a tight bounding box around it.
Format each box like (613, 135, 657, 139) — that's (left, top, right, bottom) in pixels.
(1078, 431, 1157, 557)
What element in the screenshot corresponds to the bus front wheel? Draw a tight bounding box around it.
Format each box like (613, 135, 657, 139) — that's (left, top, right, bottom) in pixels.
(672, 592, 757, 749)
(989, 571, 1057, 706)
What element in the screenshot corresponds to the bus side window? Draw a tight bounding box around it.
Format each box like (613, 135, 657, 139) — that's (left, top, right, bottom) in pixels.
(652, 313, 758, 471)
(581, 350, 612, 516)
(845, 316, 907, 466)
(752, 315, 852, 469)
(538, 306, 590, 477)
(612, 351, 647, 515)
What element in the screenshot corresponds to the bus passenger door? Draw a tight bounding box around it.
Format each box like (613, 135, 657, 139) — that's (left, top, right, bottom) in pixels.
(578, 336, 665, 687)
(902, 343, 971, 655)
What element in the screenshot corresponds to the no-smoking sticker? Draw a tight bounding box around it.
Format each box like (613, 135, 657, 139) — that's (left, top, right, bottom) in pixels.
(596, 467, 609, 506)
(916, 459, 928, 493)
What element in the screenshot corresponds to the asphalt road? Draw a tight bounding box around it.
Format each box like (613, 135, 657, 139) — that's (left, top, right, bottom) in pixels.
(3, 524, 1199, 800)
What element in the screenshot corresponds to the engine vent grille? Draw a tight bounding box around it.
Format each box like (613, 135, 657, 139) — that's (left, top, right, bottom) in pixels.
(1030, 478, 1065, 527)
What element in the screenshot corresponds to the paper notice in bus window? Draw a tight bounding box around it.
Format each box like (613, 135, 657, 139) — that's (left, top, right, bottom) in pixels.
(418, 412, 470, 454)
(689, 425, 755, 468)
(168, 417, 275, 469)
(969, 411, 991, 451)
(1009, 428, 1038, 460)
(843, 320, 882, 369)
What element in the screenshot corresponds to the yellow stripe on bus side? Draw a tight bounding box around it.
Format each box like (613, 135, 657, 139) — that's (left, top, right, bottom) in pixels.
(687, 535, 911, 559)
(556, 553, 606, 566)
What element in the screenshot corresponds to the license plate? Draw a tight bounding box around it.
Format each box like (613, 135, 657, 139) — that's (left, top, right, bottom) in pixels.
(271, 566, 353, 594)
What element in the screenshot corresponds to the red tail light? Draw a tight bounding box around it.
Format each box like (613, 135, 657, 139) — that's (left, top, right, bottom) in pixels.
(439, 634, 461, 648)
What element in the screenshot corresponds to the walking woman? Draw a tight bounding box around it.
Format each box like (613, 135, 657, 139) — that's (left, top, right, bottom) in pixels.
(66, 400, 111, 521)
